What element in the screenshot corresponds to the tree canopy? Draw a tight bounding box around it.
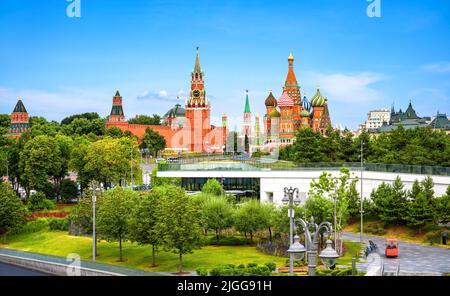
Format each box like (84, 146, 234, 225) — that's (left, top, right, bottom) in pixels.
(280, 126, 450, 166)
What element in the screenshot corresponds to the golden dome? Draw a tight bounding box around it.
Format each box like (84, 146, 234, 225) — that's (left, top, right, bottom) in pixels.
(288, 52, 294, 61)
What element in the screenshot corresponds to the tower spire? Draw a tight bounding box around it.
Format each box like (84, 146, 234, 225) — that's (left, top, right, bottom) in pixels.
(244, 90, 251, 113)
(193, 46, 202, 74)
(285, 52, 298, 88)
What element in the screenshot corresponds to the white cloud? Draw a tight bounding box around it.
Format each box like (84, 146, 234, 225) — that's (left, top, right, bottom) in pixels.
(421, 62, 450, 73)
(137, 89, 180, 101)
(303, 72, 386, 104)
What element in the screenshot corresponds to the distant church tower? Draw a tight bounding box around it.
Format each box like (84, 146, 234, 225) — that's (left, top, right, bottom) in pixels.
(242, 90, 252, 137)
(185, 47, 211, 152)
(8, 97, 30, 139)
(109, 90, 126, 122)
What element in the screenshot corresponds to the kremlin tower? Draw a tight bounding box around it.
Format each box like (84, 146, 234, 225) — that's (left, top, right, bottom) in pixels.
(108, 90, 126, 122)
(105, 48, 227, 153)
(7, 97, 30, 139)
(185, 47, 212, 152)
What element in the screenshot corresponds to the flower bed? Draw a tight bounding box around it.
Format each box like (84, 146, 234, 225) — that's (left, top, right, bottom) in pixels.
(30, 211, 71, 219)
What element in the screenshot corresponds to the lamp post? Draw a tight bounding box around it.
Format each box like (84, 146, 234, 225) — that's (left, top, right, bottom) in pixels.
(92, 180, 97, 261)
(282, 187, 301, 276)
(288, 218, 339, 276)
(360, 139, 364, 243)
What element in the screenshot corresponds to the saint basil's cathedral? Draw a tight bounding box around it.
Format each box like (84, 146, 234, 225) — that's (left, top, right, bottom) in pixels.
(261, 53, 331, 151)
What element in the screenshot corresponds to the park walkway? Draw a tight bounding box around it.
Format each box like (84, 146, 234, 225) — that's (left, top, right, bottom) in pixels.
(0, 248, 167, 276)
(343, 232, 450, 275)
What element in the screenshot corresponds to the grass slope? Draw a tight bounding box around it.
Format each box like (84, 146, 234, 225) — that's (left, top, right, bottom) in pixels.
(2, 231, 287, 272)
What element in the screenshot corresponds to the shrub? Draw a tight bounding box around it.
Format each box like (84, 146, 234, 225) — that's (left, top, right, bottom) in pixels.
(9, 219, 49, 235)
(359, 221, 387, 235)
(424, 230, 449, 245)
(208, 236, 252, 246)
(27, 192, 56, 212)
(48, 218, 69, 231)
(205, 264, 274, 276)
(196, 267, 209, 276)
(264, 262, 277, 272)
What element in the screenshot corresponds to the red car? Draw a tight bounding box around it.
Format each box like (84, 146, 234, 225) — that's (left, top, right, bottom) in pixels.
(385, 238, 399, 258)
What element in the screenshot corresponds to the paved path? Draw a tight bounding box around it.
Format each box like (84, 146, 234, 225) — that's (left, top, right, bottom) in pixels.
(0, 261, 49, 276)
(0, 248, 166, 276)
(343, 232, 450, 274)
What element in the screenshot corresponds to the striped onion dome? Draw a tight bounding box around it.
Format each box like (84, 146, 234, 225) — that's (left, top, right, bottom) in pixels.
(310, 88, 327, 107)
(302, 96, 311, 111)
(277, 91, 294, 107)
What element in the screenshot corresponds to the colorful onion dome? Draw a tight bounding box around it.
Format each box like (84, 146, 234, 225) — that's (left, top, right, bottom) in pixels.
(300, 109, 310, 118)
(265, 91, 277, 107)
(302, 96, 311, 111)
(269, 109, 281, 117)
(310, 88, 327, 107)
(278, 91, 294, 107)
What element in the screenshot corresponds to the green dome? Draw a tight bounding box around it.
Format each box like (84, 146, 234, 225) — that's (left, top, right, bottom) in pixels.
(300, 109, 310, 118)
(269, 109, 281, 117)
(310, 88, 327, 107)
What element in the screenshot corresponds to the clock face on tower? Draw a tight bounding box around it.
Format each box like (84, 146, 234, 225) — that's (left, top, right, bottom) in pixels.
(193, 89, 201, 98)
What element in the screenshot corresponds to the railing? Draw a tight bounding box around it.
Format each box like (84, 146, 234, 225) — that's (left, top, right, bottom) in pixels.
(157, 156, 450, 176)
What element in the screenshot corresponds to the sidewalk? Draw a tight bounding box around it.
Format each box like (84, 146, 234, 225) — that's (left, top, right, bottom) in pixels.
(343, 232, 449, 275)
(0, 248, 167, 276)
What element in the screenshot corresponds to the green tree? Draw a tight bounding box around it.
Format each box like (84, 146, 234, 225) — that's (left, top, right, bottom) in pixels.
(84, 137, 140, 188)
(434, 186, 450, 223)
(406, 177, 435, 232)
(61, 112, 101, 125)
(308, 167, 358, 230)
(97, 187, 138, 261)
(0, 114, 11, 135)
(156, 185, 203, 273)
(69, 136, 93, 194)
(200, 195, 234, 238)
(19, 135, 62, 197)
(62, 117, 105, 137)
(128, 114, 161, 125)
(234, 199, 269, 242)
(59, 179, 78, 202)
(279, 128, 327, 162)
(371, 177, 408, 225)
(140, 128, 166, 157)
(201, 179, 224, 196)
(105, 126, 124, 138)
(129, 191, 163, 267)
(0, 183, 27, 236)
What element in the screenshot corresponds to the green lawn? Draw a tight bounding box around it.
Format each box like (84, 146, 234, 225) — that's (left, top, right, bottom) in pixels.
(2, 230, 287, 272)
(336, 241, 364, 266)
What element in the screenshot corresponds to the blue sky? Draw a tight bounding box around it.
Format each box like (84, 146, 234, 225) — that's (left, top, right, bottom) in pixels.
(0, 0, 449, 130)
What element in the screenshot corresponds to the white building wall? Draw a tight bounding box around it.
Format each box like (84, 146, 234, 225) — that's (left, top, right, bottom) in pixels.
(157, 169, 450, 205)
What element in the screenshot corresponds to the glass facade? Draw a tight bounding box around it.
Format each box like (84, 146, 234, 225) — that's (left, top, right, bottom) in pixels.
(181, 177, 260, 198)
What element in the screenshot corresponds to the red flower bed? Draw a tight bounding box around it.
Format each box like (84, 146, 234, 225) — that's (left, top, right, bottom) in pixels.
(30, 211, 71, 219)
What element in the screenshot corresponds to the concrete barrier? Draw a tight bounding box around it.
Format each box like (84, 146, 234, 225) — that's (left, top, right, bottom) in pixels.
(0, 253, 124, 276)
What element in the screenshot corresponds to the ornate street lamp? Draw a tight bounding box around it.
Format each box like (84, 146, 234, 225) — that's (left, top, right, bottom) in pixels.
(319, 239, 340, 269)
(287, 234, 306, 276)
(282, 187, 301, 276)
(292, 218, 340, 276)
